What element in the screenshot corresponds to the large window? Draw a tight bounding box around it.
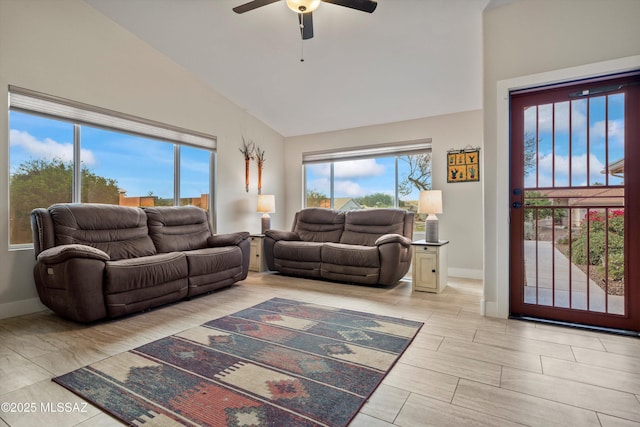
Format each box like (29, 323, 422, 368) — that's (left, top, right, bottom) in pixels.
(303, 141, 432, 238)
(8, 87, 215, 247)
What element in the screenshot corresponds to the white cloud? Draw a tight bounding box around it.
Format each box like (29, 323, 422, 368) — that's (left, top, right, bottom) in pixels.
(590, 119, 624, 149)
(527, 152, 606, 187)
(306, 177, 330, 194)
(305, 177, 366, 198)
(308, 159, 386, 179)
(523, 101, 624, 149)
(335, 180, 364, 197)
(525, 101, 588, 135)
(10, 129, 96, 165)
(335, 159, 385, 178)
(307, 163, 331, 177)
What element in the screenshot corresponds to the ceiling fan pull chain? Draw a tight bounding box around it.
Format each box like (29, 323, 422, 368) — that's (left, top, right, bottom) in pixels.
(300, 38, 305, 62)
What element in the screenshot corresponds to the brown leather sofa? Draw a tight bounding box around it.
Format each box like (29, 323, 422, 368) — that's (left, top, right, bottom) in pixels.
(31, 203, 250, 322)
(264, 208, 414, 285)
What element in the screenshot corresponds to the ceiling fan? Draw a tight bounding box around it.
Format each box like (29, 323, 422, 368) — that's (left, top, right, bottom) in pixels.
(233, 0, 378, 40)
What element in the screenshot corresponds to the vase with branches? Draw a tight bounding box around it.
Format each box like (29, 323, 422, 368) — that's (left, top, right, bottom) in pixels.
(239, 137, 255, 192)
(255, 145, 266, 194)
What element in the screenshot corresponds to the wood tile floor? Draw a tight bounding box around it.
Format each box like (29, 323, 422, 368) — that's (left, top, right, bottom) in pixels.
(1, 273, 640, 426)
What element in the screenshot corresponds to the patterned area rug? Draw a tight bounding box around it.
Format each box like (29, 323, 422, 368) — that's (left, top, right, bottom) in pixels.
(54, 297, 423, 426)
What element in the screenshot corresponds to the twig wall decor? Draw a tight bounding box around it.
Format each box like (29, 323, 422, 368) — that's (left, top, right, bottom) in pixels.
(255, 145, 266, 195)
(239, 137, 255, 192)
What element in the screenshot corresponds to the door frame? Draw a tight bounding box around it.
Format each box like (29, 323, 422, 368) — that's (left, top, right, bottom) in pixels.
(485, 55, 640, 319)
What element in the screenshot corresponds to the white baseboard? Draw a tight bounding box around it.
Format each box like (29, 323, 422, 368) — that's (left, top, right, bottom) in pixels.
(0, 297, 47, 320)
(448, 268, 483, 280)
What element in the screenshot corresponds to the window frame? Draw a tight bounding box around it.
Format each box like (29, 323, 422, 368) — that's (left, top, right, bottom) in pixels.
(302, 139, 432, 210)
(8, 87, 217, 250)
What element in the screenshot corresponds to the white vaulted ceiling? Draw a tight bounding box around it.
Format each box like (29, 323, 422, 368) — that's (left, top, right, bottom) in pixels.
(84, 0, 508, 137)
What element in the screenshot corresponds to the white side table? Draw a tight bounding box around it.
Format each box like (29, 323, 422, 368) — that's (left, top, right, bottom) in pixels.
(249, 234, 267, 272)
(411, 240, 449, 293)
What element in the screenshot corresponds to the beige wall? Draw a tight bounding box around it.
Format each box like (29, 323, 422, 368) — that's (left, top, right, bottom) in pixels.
(285, 110, 484, 278)
(0, 0, 286, 318)
(483, 0, 640, 317)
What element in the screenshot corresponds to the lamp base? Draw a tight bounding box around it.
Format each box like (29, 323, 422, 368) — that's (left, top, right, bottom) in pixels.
(425, 214, 439, 243)
(261, 214, 271, 234)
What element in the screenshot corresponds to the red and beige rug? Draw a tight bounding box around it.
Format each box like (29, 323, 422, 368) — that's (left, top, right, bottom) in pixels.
(54, 297, 423, 426)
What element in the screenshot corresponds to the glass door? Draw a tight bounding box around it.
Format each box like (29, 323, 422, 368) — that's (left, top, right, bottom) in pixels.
(509, 72, 640, 331)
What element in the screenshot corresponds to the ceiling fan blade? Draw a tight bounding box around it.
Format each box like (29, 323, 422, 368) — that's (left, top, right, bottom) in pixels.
(233, 0, 280, 14)
(298, 12, 314, 40)
(321, 0, 377, 13)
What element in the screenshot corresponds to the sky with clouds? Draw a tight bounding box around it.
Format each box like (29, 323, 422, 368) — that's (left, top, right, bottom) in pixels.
(523, 93, 625, 188)
(9, 111, 210, 199)
(305, 156, 425, 201)
(10, 93, 626, 204)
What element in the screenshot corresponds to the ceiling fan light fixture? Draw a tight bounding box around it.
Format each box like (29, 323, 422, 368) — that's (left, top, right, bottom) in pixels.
(286, 0, 320, 13)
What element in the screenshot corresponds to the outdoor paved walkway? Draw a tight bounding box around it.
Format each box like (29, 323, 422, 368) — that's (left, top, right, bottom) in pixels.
(524, 240, 624, 314)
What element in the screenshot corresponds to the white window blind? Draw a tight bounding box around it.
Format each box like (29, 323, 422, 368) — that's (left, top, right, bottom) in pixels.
(9, 86, 216, 149)
(302, 139, 431, 164)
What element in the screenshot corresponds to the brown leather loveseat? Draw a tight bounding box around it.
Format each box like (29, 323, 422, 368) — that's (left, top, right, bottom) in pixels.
(264, 208, 414, 286)
(31, 203, 250, 322)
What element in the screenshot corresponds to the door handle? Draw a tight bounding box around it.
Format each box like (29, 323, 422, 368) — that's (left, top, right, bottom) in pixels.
(512, 188, 523, 209)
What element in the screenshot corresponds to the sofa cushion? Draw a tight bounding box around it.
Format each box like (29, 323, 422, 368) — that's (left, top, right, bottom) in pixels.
(184, 247, 245, 294)
(274, 240, 324, 262)
(49, 203, 156, 261)
(340, 209, 407, 246)
(185, 246, 243, 278)
(322, 242, 380, 268)
(273, 241, 324, 277)
(293, 208, 345, 242)
(145, 206, 212, 253)
(103, 252, 188, 317)
(104, 252, 188, 295)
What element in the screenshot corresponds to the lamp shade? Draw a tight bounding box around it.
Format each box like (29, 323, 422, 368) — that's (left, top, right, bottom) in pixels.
(418, 190, 443, 214)
(257, 194, 275, 213)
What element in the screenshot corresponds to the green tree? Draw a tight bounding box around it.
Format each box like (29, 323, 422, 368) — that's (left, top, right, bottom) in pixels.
(306, 188, 328, 207)
(357, 193, 393, 208)
(83, 170, 120, 204)
(524, 191, 566, 222)
(9, 158, 120, 244)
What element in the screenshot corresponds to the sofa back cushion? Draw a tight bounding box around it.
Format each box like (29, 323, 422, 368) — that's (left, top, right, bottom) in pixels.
(340, 209, 412, 246)
(145, 206, 213, 253)
(49, 203, 156, 261)
(293, 208, 345, 242)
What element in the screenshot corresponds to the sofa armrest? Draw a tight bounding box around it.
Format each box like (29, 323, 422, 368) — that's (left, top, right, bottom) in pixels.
(34, 245, 109, 322)
(264, 230, 300, 241)
(207, 231, 250, 247)
(263, 230, 300, 271)
(377, 236, 413, 285)
(37, 244, 110, 264)
(375, 234, 412, 248)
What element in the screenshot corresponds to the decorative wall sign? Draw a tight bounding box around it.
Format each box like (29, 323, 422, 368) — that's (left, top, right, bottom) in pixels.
(447, 147, 480, 183)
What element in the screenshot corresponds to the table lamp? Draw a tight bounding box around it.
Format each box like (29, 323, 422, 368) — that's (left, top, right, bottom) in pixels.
(418, 190, 443, 243)
(257, 194, 275, 233)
